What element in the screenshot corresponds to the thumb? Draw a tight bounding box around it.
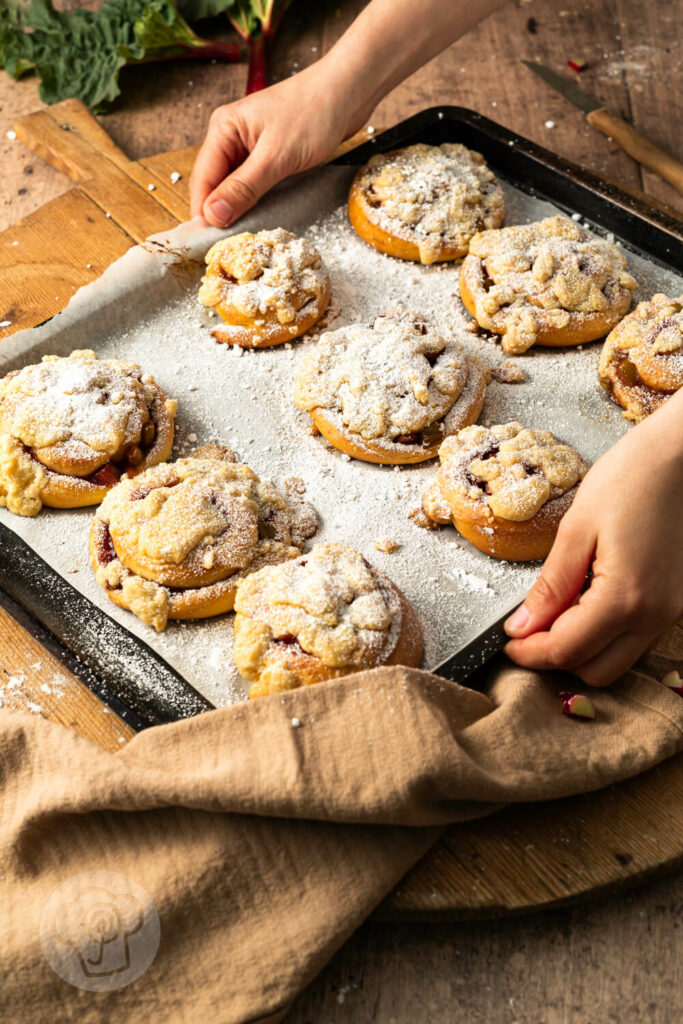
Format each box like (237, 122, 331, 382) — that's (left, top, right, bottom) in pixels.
(504, 520, 596, 638)
(202, 144, 280, 227)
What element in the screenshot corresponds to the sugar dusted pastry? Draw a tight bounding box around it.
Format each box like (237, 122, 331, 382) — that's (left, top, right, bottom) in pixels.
(599, 293, 683, 422)
(89, 447, 317, 631)
(348, 143, 504, 265)
(198, 228, 330, 347)
(294, 308, 490, 464)
(233, 542, 423, 698)
(0, 350, 176, 517)
(422, 422, 589, 561)
(460, 215, 637, 354)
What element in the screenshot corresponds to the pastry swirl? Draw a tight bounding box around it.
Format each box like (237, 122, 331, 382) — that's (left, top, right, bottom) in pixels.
(198, 228, 330, 347)
(599, 293, 683, 422)
(294, 308, 490, 464)
(233, 542, 423, 698)
(460, 215, 637, 354)
(422, 422, 589, 560)
(348, 143, 504, 265)
(90, 449, 317, 631)
(0, 350, 176, 517)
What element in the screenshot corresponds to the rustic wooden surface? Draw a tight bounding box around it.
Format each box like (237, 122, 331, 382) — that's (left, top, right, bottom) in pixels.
(1, 0, 682, 1019)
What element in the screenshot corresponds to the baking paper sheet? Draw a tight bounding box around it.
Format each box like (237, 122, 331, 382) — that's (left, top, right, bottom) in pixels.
(1, 165, 680, 708)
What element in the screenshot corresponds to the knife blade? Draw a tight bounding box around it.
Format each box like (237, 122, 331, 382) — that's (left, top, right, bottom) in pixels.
(522, 60, 683, 195)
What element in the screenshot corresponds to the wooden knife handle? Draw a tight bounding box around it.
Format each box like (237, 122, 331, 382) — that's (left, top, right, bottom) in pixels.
(587, 108, 683, 194)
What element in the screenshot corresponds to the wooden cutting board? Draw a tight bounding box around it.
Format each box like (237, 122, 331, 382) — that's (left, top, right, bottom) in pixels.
(1, 99, 682, 921)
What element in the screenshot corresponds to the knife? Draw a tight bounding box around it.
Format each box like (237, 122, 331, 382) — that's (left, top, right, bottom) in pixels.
(522, 61, 683, 195)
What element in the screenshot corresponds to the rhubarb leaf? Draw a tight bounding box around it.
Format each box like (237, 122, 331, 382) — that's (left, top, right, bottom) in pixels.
(0, 0, 229, 111)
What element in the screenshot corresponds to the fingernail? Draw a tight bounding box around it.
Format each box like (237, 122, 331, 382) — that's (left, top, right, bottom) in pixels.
(208, 199, 233, 226)
(505, 605, 530, 635)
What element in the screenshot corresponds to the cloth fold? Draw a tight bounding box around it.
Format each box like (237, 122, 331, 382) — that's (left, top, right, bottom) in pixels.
(2, 653, 682, 1024)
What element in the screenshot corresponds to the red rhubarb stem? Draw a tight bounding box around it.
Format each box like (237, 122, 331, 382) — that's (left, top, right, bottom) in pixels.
(246, 34, 267, 93)
(146, 40, 242, 64)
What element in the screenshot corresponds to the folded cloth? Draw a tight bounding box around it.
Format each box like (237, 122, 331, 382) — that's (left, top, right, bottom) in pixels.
(2, 653, 682, 1024)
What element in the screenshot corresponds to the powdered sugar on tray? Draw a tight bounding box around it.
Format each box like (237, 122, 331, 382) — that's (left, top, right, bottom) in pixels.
(0, 166, 681, 709)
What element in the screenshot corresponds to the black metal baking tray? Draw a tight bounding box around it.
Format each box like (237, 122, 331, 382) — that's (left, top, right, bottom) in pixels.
(1, 106, 680, 731)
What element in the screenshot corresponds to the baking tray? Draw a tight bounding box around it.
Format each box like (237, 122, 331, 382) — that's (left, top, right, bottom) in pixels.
(1, 107, 681, 728)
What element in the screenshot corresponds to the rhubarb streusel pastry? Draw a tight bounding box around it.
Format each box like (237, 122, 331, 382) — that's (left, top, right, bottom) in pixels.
(198, 228, 330, 347)
(599, 293, 683, 422)
(422, 422, 589, 561)
(348, 143, 504, 265)
(232, 541, 423, 698)
(460, 215, 637, 354)
(294, 308, 490, 464)
(89, 447, 317, 631)
(0, 350, 176, 517)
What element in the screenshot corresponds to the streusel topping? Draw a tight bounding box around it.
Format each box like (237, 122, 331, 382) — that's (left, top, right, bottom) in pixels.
(0, 350, 157, 459)
(93, 457, 317, 630)
(356, 143, 504, 264)
(198, 227, 328, 325)
(466, 215, 637, 353)
(234, 542, 401, 671)
(294, 310, 469, 440)
(600, 293, 683, 391)
(435, 422, 588, 521)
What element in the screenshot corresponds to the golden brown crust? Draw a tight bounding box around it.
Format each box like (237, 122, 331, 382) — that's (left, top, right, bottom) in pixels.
(294, 309, 490, 465)
(89, 453, 317, 631)
(459, 215, 637, 354)
(0, 351, 176, 517)
(232, 543, 423, 698)
(308, 354, 487, 464)
(421, 422, 588, 561)
(199, 228, 330, 348)
(347, 143, 504, 265)
(599, 293, 683, 423)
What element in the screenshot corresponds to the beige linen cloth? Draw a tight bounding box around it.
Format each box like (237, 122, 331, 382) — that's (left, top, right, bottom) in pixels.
(2, 648, 683, 1023)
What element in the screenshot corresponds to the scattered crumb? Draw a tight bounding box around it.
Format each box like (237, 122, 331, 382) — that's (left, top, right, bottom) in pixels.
(0, 320, 12, 328)
(284, 476, 306, 496)
(291, 717, 301, 728)
(170, 171, 181, 184)
(492, 360, 526, 384)
(6, 130, 16, 140)
(545, 120, 556, 129)
(375, 538, 400, 553)
(309, 423, 320, 437)
(147, 183, 156, 192)
(409, 507, 440, 531)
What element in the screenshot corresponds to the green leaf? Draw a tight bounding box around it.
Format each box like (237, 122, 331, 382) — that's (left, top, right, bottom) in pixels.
(0, 0, 211, 111)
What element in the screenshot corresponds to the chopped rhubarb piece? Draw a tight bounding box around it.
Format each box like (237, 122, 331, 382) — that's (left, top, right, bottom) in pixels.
(90, 462, 121, 487)
(560, 693, 595, 719)
(661, 670, 683, 697)
(567, 58, 587, 72)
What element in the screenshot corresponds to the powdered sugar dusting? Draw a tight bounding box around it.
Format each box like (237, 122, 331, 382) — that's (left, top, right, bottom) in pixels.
(0, 167, 681, 709)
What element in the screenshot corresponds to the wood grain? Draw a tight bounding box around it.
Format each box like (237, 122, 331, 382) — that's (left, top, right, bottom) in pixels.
(0, 0, 682, 948)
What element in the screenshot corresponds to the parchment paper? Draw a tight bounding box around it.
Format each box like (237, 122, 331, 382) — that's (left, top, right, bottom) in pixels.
(1, 165, 680, 708)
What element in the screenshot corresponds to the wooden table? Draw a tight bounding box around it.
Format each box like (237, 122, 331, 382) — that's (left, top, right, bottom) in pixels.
(1, 1, 682, 1020)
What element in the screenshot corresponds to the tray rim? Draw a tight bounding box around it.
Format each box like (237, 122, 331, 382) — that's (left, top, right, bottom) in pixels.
(1, 105, 682, 729)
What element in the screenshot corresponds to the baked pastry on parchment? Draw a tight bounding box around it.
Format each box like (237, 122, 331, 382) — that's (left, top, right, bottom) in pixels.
(198, 228, 330, 347)
(348, 143, 504, 265)
(294, 308, 490, 464)
(422, 422, 589, 561)
(232, 541, 423, 698)
(460, 215, 637, 354)
(599, 293, 683, 422)
(90, 446, 317, 631)
(0, 350, 176, 517)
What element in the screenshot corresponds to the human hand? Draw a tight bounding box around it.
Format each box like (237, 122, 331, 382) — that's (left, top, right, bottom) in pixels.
(189, 60, 372, 227)
(504, 392, 683, 686)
